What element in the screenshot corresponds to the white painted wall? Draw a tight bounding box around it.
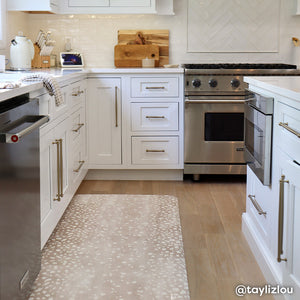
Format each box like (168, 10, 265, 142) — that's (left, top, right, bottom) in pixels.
(2, 0, 300, 67)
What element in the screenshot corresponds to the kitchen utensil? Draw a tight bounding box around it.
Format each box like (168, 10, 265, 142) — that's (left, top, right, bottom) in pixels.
(114, 44, 159, 68)
(10, 32, 34, 70)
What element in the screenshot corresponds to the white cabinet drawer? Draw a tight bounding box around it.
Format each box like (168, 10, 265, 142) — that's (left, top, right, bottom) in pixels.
(70, 106, 85, 146)
(131, 77, 179, 98)
(71, 146, 86, 185)
(131, 102, 178, 131)
(70, 83, 86, 107)
(246, 166, 270, 241)
(276, 102, 300, 163)
(132, 136, 179, 165)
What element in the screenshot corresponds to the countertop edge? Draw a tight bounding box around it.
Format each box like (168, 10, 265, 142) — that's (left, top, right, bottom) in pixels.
(244, 76, 300, 103)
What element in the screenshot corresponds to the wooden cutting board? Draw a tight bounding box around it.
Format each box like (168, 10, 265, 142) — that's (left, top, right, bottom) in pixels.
(114, 44, 160, 68)
(117, 30, 169, 67)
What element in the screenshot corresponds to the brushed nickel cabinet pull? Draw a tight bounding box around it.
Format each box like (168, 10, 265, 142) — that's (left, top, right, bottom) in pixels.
(72, 123, 84, 132)
(72, 90, 84, 97)
(146, 116, 165, 119)
(248, 195, 267, 216)
(279, 122, 300, 138)
(115, 86, 118, 127)
(52, 140, 61, 202)
(73, 160, 85, 173)
(59, 139, 63, 198)
(145, 86, 165, 90)
(278, 175, 289, 263)
(146, 149, 165, 153)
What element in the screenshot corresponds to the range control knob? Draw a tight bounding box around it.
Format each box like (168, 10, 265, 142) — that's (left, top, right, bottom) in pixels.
(231, 79, 240, 88)
(209, 79, 218, 88)
(192, 79, 201, 88)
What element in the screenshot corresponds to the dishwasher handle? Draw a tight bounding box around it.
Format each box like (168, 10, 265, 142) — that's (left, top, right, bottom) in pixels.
(0, 115, 49, 143)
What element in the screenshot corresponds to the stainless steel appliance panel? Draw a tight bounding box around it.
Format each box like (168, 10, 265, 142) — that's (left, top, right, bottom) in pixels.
(0, 97, 47, 299)
(244, 92, 274, 185)
(185, 96, 245, 164)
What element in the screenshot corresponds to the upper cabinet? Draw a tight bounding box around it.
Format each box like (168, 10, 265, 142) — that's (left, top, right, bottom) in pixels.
(7, 0, 59, 13)
(7, 0, 174, 15)
(60, 0, 156, 14)
(297, 0, 300, 14)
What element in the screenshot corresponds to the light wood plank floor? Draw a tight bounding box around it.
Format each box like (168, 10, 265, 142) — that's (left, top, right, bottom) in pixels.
(76, 176, 274, 300)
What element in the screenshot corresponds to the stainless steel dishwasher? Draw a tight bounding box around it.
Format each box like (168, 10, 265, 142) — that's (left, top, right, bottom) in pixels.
(0, 94, 48, 299)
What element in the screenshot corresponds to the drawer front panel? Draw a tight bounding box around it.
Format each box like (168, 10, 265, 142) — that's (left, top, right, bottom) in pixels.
(247, 167, 269, 240)
(70, 83, 86, 107)
(276, 102, 300, 163)
(131, 102, 178, 131)
(71, 107, 85, 146)
(131, 77, 179, 98)
(132, 136, 179, 165)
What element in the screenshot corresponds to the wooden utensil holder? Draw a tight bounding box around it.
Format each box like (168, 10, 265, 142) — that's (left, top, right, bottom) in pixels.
(32, 44, 50, 68)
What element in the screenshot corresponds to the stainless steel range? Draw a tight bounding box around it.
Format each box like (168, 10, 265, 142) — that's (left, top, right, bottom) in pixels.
(183, 63, 298, 179)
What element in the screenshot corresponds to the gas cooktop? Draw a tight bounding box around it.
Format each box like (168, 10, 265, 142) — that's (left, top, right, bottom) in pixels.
(182, 63, 297, 69)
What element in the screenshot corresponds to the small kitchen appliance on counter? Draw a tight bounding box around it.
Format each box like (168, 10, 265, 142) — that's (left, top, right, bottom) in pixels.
(182, 63, 299, 179)
(10, 33, 34, 71)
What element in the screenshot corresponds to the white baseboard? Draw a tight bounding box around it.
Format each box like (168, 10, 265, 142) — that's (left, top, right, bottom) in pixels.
(84, 169, 184, 181)
(242, 213, 286, 300)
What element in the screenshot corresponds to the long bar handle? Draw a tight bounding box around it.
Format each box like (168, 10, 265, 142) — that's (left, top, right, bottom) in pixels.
(279, 122, 300, 138)
(72, 123, 84, 132)
(278, 175, 289, 263)
(115, 86, 118, 127)
(1, 116, 49, 144)
(73, 160, 85, 173)
(248, 195, 267, 216)
(185, 99, 245, 104)
(146, 116, 165, 119)
(53, 140, 61, 202)
(145, 86, 165, 90)
(59, 139, 63, 198)
(146, 149, 165, 153)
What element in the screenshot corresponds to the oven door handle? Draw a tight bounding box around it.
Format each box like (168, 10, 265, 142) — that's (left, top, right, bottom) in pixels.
(185, 98, 246, 104)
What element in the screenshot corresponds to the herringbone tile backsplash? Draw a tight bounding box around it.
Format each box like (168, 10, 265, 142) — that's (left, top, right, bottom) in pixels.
(187, 0, 281, 53)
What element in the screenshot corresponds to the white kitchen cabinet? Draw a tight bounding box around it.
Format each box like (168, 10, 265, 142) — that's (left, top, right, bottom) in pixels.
(131, 77, 179, 98)
(297, 0, 300, 15)
(128, 73, 184, 169)
(7, 0, 59, 13)
(88, 78, 122, 166)
(68, 0, 109, 7)
(274, 100, 300, 299)
(60, 0, 156, 14)
(40, 116, 70, 248)
(131, 102, 179, 131)
(276, 149, 300, 299)
(245, 166, 271, 244)
(242, 77, 300, 300)
(38, 76, 87, 248)
(132, 136, 179, 165)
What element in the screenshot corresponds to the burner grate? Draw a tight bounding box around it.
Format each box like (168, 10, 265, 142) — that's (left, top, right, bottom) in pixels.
(182, 63, 297, 70)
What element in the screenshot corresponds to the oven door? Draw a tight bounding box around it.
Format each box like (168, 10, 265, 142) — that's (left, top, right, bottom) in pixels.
(184, 96, 245, 164)
(244, 103, 273, 185)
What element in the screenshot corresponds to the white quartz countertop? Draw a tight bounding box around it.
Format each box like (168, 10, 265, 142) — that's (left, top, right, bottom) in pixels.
(0, 67, 183, 103)
(244, 76, 300, 102)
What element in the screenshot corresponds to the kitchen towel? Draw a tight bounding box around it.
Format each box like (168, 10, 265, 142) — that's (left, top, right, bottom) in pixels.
(21, 74, 63, 106)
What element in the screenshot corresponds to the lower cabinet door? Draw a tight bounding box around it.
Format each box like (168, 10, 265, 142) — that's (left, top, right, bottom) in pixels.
(131, 136, 179, 165)
(40, 117, 69, 248)
(88, 78, 122, 165)
(278, 150, 300, 299)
